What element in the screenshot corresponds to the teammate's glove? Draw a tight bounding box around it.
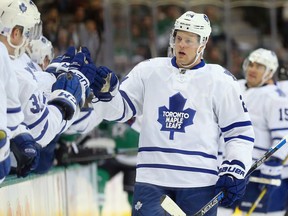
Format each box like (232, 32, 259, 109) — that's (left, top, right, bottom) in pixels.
(215, 160, 247, 207)
(0, 130, 11, 184)
(10, 133, 41, 178)
(68, 52, 97, 99)
(91, 66, 119, 102)
(46, 46, 77, 76)
(259, 157, 282, 192)
(33, 135, 60, 174)
(48, 72, 83, 120)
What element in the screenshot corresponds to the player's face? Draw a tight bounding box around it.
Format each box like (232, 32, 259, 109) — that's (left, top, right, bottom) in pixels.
(246, 61, 266, 87)
(42, 55, 51, 70)
(174, 31, 201, 67)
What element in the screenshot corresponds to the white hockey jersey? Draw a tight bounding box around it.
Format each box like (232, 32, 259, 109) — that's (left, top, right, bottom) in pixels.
(93, 57, 255, 188)
(0, 42, 23, 137)
(11, 53, 78, 147)
(22, 53, 102, 137)
(238, 80, 288, 161)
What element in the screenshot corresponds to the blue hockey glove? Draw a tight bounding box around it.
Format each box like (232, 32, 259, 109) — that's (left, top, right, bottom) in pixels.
(48, 72, 83, 120)
(0, 130, 11, 183)
(91, 66, 119, 102)
(68, 52, 97, 98)
(46, 46, 77, 76)
(259, 157, 282, 193)
(34, 135, 60, 174)
(215, 160, 247, 207)
(10, 133, 41, 178)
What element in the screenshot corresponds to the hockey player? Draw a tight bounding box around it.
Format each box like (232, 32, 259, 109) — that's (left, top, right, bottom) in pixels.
(89, 11, 255, 215)
(0, 4, 25, 182)
(27, 35, 54, 71)
(0, 0, 45, 178)
(22, 45, 103, 173)
(0, 0, 87, 177)
(228, 48, 288, 215)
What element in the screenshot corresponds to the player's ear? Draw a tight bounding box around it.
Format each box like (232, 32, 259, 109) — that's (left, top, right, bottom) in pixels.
(10, 26, 23, 43)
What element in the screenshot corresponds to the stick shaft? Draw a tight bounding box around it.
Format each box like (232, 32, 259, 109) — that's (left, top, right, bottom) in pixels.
(193, 137, 288, 216)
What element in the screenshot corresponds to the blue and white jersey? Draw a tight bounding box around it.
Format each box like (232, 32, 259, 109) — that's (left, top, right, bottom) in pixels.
(11, 53, 79, 147)
(0, 42, 23, 137)
(275, 80, 288, 179)
(93, 57, 255, 188)
(238, 80, 288, 163)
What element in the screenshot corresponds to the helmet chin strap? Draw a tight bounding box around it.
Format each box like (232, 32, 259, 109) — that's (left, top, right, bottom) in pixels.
(177, 45, 204, 69)
(7, 34, 27, 59)
(257, 69, 273, 87)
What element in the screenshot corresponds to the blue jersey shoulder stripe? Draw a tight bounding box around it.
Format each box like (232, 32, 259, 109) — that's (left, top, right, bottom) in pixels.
(221, 121, 252, 132)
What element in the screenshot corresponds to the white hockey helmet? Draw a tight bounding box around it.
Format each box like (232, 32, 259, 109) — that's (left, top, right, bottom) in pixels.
(243, 48, 279, 85)
(28, 35, 54, 69)
(170, 11, 212, 48)
(0, 0, 42, 58)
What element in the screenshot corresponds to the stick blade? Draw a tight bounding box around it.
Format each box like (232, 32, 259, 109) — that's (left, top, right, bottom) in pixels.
(160, 195, 186, 216)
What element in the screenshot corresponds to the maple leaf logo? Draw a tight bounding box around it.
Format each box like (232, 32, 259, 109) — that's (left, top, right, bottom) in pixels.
(157, 93, 196, 140)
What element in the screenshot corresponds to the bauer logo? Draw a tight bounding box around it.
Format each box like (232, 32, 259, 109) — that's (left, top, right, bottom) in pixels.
(157, 93, 195, 140)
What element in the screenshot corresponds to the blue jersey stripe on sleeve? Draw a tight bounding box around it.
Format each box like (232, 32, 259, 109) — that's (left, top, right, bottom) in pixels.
(270, 127, 288, 132)
(221, 121, 252, 132)
(224, 135, 254, 143)
(7, 106, 21, 113)
(120, 90, 136, 116)
(35, 121, 49, 141)
(28, 108, 49, 129)
(72, 108, 93, 125)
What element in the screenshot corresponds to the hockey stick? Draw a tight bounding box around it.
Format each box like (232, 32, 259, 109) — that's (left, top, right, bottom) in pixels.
(245, 153, 288, 215)
(249, 176, 281, 186)
(160, 195, 186, 216)
(245, 188, 267, 216)
(161, 139, 288, 216)
(193, 136, 288, 216)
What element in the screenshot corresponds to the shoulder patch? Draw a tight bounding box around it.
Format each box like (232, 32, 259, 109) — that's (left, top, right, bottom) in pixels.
(223, 70, 237, 81)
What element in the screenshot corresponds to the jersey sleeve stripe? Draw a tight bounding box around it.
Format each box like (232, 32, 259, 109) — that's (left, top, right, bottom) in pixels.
(27, 108, 49, 129)
(223, 135, 254, 143)
(72, 108, 93, 125)
(7, 107, 22, 113)
(34, 121, 49, 141)
(120, 90, 136, 116)
(220, 121, 252, 132)
(270, 127, 288, 132)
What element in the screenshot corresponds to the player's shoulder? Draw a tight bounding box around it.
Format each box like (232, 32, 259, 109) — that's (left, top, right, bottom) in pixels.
(205, 63, 237, 83)
(136, 57, 170, 68)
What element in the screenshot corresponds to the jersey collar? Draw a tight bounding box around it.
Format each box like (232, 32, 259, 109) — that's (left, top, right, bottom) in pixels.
(171, 56, 205, 70)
